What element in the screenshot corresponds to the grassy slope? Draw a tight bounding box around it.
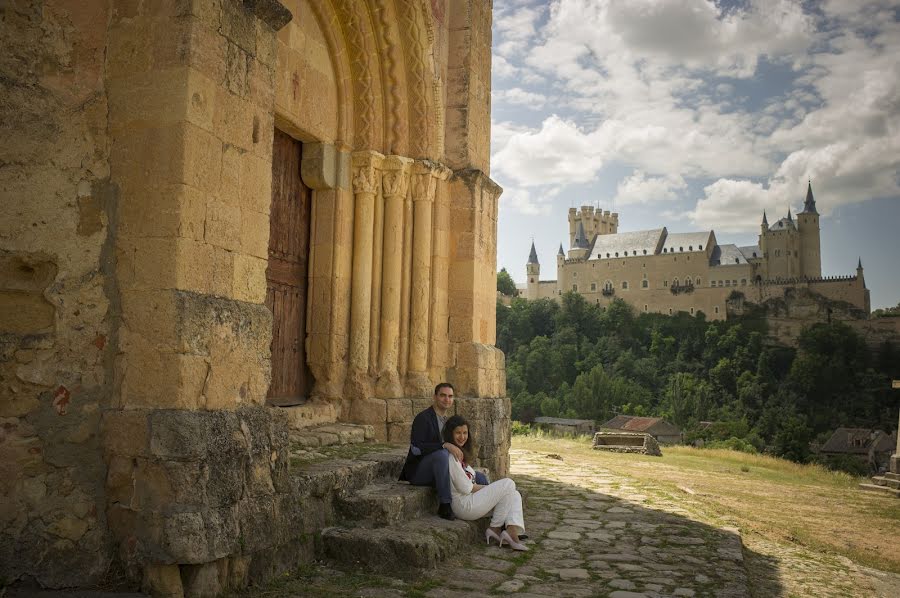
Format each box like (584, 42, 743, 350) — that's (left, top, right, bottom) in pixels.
(513, 434, 900, 575)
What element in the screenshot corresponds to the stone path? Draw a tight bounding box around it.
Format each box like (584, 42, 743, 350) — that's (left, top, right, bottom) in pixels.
(246, 446, 900, 598)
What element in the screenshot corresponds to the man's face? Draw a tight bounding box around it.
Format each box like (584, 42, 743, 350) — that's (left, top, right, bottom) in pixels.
(433, 386, 454, 414)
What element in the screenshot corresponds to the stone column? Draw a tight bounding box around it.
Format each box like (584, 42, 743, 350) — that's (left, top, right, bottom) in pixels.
(376, 156, 411, 397)
(347, 150, 383, 397)
(406, 162, 449, 395)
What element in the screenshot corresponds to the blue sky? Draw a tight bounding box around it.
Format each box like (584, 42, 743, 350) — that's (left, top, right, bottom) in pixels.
(490, 0, 900, 309)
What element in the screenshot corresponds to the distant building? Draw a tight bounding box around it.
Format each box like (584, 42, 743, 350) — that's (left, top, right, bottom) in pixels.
(601, 415, 683, 444)
(820, 428, 897, 473)
(519, 184, 870, 320)
(533, 417, 596, 436)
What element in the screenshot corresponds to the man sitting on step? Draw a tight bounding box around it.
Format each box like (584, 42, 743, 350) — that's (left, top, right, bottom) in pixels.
(399, 382, 489, 520)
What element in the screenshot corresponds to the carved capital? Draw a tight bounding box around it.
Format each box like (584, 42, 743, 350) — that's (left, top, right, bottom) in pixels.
(351, 150, 384, 195)
(381, 155, 412, 198)
(410, 160, 450, 203)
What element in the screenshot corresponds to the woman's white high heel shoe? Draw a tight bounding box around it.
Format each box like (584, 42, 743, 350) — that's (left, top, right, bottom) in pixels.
(485, 528, 502, 546)
(499, 530, 528, 551)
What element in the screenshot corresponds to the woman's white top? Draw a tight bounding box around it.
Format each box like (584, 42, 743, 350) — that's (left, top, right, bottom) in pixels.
(448, 457, 476, 500)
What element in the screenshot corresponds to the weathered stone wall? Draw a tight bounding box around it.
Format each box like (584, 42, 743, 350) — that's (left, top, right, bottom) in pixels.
(1, 1, 117, 587)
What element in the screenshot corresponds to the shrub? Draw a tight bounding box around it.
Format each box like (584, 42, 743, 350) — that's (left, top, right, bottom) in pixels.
(705, 436, 758, 454)
(511, 421, 533, 436)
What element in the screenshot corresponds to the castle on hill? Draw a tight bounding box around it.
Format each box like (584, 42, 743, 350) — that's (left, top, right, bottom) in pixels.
(519, 183, 870, 319)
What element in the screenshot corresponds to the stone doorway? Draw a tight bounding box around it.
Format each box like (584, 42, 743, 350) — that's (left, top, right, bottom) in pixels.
(266, 129, 313, 406)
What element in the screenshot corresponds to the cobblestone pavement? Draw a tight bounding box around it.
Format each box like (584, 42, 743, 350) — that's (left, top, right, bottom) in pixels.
(253, 447, 900, 598)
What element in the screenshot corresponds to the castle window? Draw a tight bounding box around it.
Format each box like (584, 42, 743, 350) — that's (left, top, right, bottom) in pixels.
(668, 308, 673, 315)
(741, 279, 747, 286)
(643, 249, 647, 255)
(689, 245, 693, 251)
(663, 248, 667, 253)
(664, 280, 668, 287)
(725, 280, 731, 287)
(572, 284, 578, 291)
(642, 280, 648, 288)
(687, 256, 690, 261)
(732, 280, 737, 286)
(530, 278, 534, 283)
(735, 258, 740, 264)
(752, 252, 757, 258)
(573, 272, 577, 278)
(590, 282, 596, 291)
(775, 249, 781, 257)
(622, 281, 629, 289)
(606, 253, 610, 258)
(679, 246, 683, 251)
(673, 277, 679, 286)
(715, 306, 719, 314)
(690, 307, 694, 315)
(696, 277, 701, 286)
(615, 252, 619, 257)
(644, 304, 648, 312)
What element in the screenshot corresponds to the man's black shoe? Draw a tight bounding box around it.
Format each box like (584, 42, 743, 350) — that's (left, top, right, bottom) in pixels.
(437, 503, 456, 520)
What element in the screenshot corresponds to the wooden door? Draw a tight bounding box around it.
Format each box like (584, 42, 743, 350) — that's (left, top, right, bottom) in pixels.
(266, 129, 312, 406)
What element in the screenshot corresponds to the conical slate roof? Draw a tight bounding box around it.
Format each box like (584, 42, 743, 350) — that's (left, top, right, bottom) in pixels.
(558, 243, 565, 256)
(574, 220, 590, 249)
(801, 181, 818, 214)
(527, 241, 539, 265)
(762, 210, 768, 226)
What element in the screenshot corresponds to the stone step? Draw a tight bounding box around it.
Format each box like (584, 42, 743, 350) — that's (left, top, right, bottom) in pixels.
(291, 447, 407, 497)
(290, 423, 375, 452)
(871, 476, 900, 489)
(859, 483, 900, 497)
(278, 401, 338, 430)
(321, 516, 487, 571)
(882, 472, 900, 482)
(336, 482, 437, 525)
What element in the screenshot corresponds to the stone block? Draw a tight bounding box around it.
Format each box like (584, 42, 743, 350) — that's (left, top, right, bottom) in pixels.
(388, 421, 411, 444)
(161, 511, 207, 562)
(300, 142, 337, 189)
(102, 409, 150, 457)
(238, 495, 277, 553)
(349, 397, 387, 426)
(106, 455, 135, 504)
(386, 398, 413, 423)
(205, 199, 241, 251)
(233, 253, 267, 304)
(142, 563, 184, 598)
(134, 458, 206, 511)
(180, 123, 224, 196)
(149, 410, 208, 460)
(239, 208, 269, 259)
(244, 456, 275, 497)
(181, 560, 221, 598)
(206, 456, 245, 508)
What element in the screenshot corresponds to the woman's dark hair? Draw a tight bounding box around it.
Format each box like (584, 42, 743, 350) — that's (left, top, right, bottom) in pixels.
(442, 415, 474, 463)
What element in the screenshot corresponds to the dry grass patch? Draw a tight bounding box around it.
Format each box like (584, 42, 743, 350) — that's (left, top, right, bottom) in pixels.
(512, 435, 900, 575)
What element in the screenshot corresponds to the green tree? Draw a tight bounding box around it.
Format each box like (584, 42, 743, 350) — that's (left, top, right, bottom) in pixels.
(497, 267, 518, 297)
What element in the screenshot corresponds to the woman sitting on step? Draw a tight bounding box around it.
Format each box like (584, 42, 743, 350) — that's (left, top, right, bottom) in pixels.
(443, 415, 528, 551)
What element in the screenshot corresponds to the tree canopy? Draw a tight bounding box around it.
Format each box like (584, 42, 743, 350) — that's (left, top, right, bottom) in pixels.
(498, 293, 898, 466)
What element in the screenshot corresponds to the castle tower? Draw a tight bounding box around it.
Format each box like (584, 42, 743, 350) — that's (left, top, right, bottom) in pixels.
(526, 241, 540, 300)
(797, 181, 822, 279)
(568, 220, 591, 260)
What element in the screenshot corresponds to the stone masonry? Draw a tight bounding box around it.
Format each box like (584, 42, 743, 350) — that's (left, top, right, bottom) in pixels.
(1, 0, 507, 592)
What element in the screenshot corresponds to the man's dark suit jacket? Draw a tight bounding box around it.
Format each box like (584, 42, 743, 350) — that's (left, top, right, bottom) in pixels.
(399, 406, 445, 481)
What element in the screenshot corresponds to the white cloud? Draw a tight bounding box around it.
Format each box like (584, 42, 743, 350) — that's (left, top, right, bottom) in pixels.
(498, 185, 553, 216)
(490, 0, 900, 235)
(492, 116, 605, 186)
(614, 171, 687, 205)
(492, 55, 518, 79)
(493, 87, 548, 109)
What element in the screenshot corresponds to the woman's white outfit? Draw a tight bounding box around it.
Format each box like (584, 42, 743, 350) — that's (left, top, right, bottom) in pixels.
(448, 458, 525, 532)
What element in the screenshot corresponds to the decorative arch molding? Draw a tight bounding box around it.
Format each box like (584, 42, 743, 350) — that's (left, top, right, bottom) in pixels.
(298, 0, 438, 158)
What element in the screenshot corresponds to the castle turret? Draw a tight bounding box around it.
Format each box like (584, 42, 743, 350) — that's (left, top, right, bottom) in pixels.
(526, 241, 540, 300)
(797, 181, 821, 278)
(568, 220, 591, 260)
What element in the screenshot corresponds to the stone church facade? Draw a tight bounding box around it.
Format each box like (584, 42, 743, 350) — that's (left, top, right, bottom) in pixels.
(1, 0, 506, 591)
(522, 184, 870, 319)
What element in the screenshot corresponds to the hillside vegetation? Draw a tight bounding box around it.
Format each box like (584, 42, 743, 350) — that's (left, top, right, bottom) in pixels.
(498, 293, 899, 468)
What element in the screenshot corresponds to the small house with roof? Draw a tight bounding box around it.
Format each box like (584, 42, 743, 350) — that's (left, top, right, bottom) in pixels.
(820, 428, 897, 473)
(601, 415, 683, 445)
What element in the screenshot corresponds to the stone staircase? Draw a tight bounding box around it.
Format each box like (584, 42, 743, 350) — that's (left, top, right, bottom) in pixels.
(288, 443, 486, 572)
(860, 471, 900, 497)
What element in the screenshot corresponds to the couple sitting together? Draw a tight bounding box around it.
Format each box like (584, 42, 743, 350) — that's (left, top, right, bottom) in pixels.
(399, 382, 528, 551)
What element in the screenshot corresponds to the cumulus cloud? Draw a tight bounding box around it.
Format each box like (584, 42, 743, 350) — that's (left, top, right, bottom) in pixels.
(490, 0, 900, 234)
(498, 186, 554, 216)
(493, 87, 548, 109)
(614, 171, 687, 205)
(492, 116, 605, 186)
